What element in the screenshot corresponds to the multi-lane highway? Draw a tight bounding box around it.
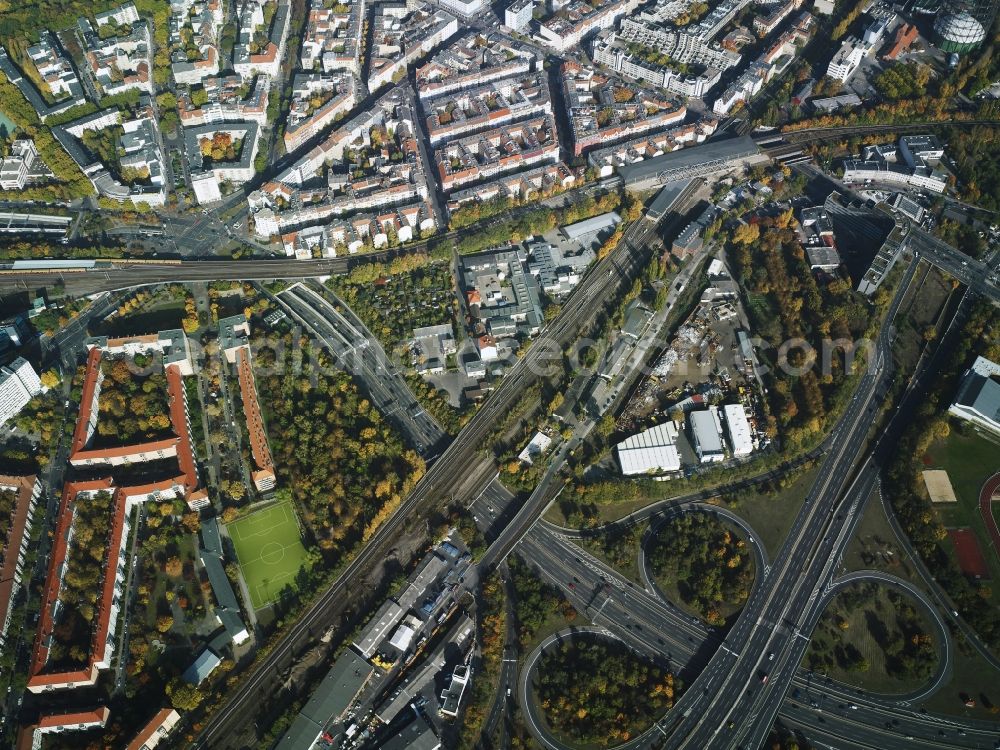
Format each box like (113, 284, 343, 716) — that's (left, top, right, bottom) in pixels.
(517, 522, 1000, 750)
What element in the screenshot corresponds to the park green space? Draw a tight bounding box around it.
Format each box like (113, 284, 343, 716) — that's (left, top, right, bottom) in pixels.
(228, 500, 309, 609)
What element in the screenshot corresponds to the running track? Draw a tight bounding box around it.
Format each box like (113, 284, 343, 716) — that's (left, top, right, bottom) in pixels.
(979, 471, 1000, 562)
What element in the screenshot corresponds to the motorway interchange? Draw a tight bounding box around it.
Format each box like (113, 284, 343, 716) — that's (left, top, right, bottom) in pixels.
(5, 176, 1000, 750)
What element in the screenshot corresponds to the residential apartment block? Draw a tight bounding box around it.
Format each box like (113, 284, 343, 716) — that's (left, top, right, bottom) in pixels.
(177, 74, 270, 126)
(79, 4, 154, 96)
(169, 0, 223, 85)
(0, 474, 42, 648)
(283, 72, 358, 151)
(233, 0, 291, 78)
(713, 12, 815, 116)
(536, 0, 642, 51)
(27, 33, 84, 101)
(415, 33, 539, 101)
(423, 72, 551, 144)
(591, 36, 723, 98)
(446, 161, 575, 215)
(586, 117, 718, 176)
(561, 62, 686, 156)
(0, 357, 42, 427)
(434, 114, 560, 192)
(249, 87, 435, 237)
(368, 5, 458, 93)
(300, 0, 364, 74)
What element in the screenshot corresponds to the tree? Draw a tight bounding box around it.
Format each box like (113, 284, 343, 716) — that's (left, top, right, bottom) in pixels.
(39, 369, 60, 389)
(181, 512, 201, 534)
(221, 506, 239, 523)
(164, 557, 183, 577)
(156, 614, 174, 633)
(167, 678, 203, 710)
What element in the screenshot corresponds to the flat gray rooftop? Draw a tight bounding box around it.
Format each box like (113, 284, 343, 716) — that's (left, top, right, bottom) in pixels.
(618, 136, 761, 187)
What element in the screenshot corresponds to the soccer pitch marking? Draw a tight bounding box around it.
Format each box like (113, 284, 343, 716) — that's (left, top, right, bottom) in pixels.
(229, 503, 305, 608)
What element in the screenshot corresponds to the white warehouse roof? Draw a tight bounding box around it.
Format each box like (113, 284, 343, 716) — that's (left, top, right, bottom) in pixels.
(388, 624, 416, 652)
(723, 403, 753, 457)
(561, 211, 621, 241)
(616, 422, 681, 476)
(689, 407, 725, 461)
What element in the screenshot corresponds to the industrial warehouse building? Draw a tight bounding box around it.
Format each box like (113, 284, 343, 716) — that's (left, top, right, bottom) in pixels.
(276, 648, 376, 750)
(723, 403, 754, 457)
(689, 407, 726, 463)
(616, 422, 682, 475)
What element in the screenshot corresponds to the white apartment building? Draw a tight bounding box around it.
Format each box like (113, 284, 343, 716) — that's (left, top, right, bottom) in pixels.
(0, 357, 42, 427)
(505, 0, 533, 29)
(826, 36, 866, 82)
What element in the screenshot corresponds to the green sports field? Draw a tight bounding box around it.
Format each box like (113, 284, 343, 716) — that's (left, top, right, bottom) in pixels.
(227, 501, 309, 609)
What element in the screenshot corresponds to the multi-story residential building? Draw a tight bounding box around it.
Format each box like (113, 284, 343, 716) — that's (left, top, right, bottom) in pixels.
(125, 708, 181, 750)
(841, 159, 948, 192)
(688, 0, 752, 40)
(184, 120, 261, 204)
(617, 19, 742, 69)
(434, 114, 560, 192)
(415, 33, 539, 100)
(423, 72, 551, 144)
(0, 357, 42, 427)
(53, 100, 167, 206)
(439, 0, 488, 17)
(233, 0, 291, 78)
(0, 474, 42, 648)
(283, 73, 358, 151)
(280, 200, 436, 256)
(368, 5, 458, 93)
(713, 12, 814, 115)
(826, 35, 866, 82)
(249, 87, 435, 237)
(536, 0, 642, 51)
(586, 117, 718, 176)
(505, 0, 534, 30)
(27, 32, 86, 101)
(446, 161, 575, 216)
(169, 0, 224, 85)
(560, 61, 686, 156)
(637, 0, 691, 24)
(29, 338, 203, 694)
(16, 708, 111, 750)
(0, 36, 86, 122)
(177, 74, 270, 126)
(753, 0, 802, 36)
(300, 0, 364, 74)
(0, 140, 43, 191)
(592, 36, 723, 98)
(79, 6, 154, 95)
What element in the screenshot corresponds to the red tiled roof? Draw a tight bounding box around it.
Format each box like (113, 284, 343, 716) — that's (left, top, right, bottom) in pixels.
(0, 475, 37, 642)
(32, 349, 205, 693)
(37, 706, 110, 729)
(236, 348, 274, 476)
(126, 708, 179, 750)
(28, 478, 114, 688)
(70, 348, 103, 455)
